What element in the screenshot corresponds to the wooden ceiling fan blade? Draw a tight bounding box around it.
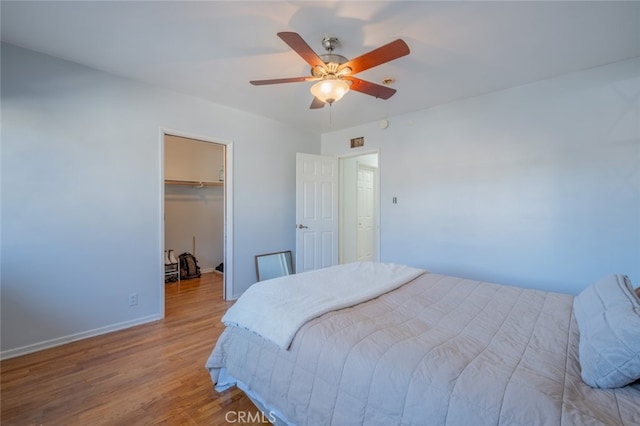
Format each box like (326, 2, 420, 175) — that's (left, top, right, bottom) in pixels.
(250, 76, 310, 85)
(339, 39, 409, 75)
(310, 97, 325, 109)
(345, 77, 397, 100)
(277, 32, 327, 69)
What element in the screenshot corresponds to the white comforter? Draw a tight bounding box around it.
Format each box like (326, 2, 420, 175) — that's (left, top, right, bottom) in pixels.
(222, 261, 425, 349)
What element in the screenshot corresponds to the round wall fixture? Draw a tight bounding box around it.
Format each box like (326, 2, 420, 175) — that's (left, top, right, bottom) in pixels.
(379, 119, 389, 129)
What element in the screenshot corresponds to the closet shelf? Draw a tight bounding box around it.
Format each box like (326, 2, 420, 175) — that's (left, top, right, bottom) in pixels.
(164, 179, 223, 188)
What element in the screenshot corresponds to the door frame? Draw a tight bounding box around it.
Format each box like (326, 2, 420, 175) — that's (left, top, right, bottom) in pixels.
(159, 128, 234, 312)
(338, 150, 380, 264)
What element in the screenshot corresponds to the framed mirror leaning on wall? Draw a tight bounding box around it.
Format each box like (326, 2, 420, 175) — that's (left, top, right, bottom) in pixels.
(255, 250, 294, 281)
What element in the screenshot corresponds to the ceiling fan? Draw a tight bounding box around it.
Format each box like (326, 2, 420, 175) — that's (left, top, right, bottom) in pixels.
(250, 32, 410, 109)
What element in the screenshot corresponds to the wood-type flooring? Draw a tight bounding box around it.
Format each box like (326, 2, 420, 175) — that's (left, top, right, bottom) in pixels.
(1, 273, 269, 425)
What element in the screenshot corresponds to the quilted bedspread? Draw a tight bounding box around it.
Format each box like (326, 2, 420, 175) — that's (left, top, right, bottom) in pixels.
(221, 262, 425, 349)
(206, 273, 640, 425)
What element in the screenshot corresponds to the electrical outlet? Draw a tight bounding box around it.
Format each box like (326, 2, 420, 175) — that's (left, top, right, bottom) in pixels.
(129, 293, 138, 306)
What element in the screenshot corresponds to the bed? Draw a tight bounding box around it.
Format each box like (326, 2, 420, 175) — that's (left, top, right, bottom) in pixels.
(206, 262, 640, 425)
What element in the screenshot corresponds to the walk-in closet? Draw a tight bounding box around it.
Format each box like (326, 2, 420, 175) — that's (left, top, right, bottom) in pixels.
(164, 135, 224, 282)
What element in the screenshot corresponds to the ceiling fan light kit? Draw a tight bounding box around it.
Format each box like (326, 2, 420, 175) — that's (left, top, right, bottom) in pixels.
(250, 32, 410, 109)
(310, 78, 350, 105)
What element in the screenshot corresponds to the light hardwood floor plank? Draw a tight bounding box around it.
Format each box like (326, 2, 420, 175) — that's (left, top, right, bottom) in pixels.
(1, 273, 270, 425)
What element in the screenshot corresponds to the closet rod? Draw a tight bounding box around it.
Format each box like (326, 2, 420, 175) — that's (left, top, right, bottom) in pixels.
(164, 179, 223, 188)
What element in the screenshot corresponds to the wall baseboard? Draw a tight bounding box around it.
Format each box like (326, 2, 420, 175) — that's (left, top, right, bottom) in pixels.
(0, 314, 162, 361)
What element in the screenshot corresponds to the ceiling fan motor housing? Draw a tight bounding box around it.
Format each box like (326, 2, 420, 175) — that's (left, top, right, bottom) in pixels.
(312, 53, 349, 77)
(312, 37, 349, 78)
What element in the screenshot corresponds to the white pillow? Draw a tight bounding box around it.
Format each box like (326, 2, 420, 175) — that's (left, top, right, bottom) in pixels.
(573, 274, 640, 388)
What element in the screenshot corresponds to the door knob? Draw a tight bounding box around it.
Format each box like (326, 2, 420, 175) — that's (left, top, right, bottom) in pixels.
(297, 224, 309, 229)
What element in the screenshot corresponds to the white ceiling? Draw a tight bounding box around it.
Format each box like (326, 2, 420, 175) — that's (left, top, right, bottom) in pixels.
(2, 1, 639, 134)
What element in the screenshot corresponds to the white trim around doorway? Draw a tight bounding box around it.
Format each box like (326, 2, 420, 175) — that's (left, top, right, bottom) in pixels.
(159, 128, 234, 313)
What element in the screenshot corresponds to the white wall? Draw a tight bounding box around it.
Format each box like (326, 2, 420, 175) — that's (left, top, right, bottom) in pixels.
(323, 58, 640, 295)
(0, 44, 318, 358)
(164, 135, 225, 183)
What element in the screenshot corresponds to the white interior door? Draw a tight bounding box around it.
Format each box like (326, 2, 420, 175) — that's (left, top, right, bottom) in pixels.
(356, 164, 375, 261)
(295, 153, 339, 273)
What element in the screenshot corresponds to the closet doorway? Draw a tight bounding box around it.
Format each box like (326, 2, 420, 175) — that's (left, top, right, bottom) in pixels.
(161, 130, 233, 309)
(339, 152, 379, 264)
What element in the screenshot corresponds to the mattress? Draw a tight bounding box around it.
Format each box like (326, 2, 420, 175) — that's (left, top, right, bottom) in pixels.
(206, 271, 640, 425)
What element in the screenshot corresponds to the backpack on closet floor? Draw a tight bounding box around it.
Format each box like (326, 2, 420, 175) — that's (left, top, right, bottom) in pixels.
(179, 252, 201, 280)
